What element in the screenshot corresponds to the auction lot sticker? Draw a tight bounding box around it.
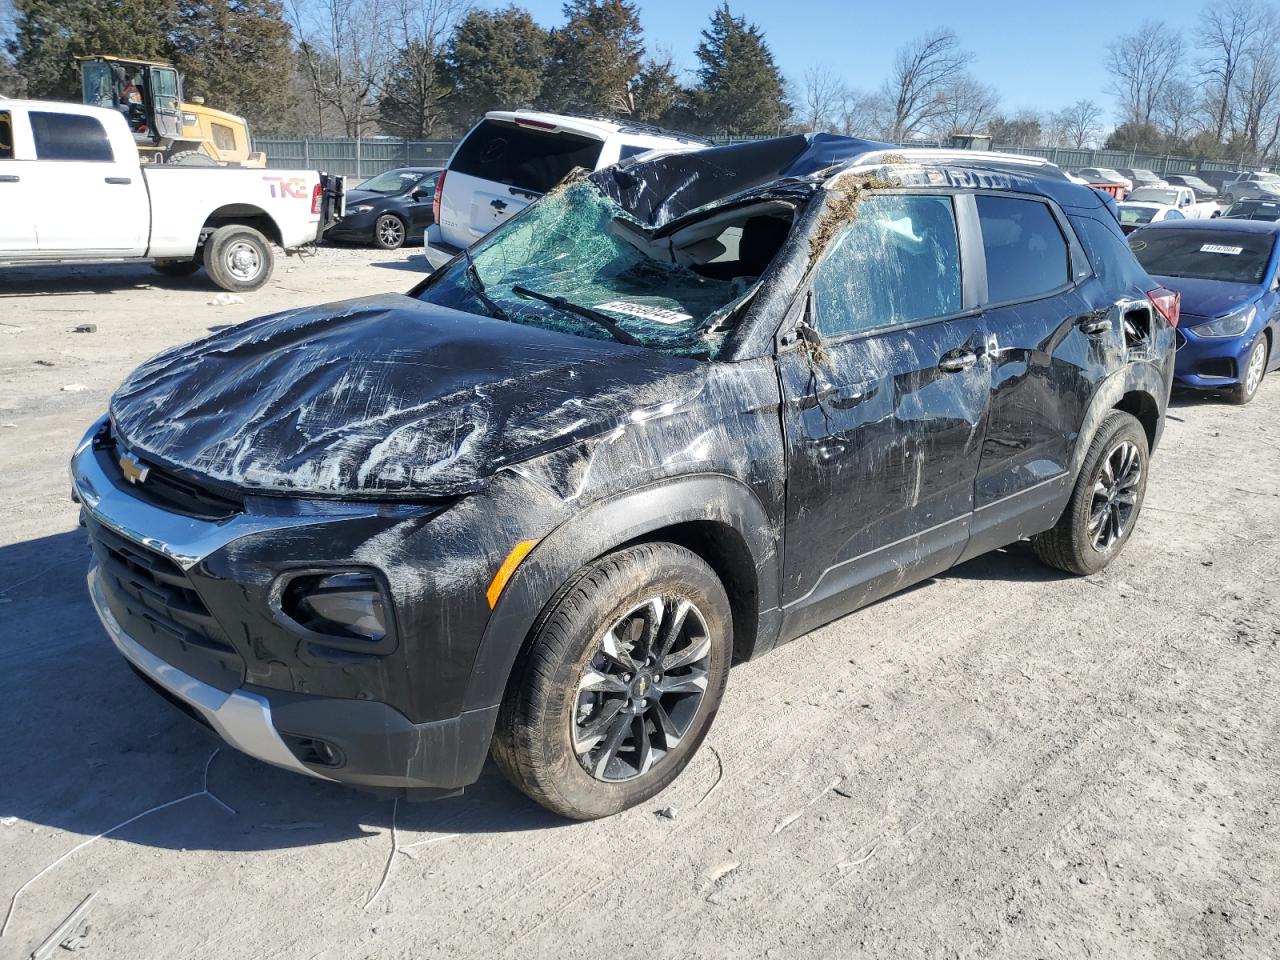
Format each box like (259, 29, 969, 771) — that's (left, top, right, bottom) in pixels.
(596, 300, 693, 325)
(1201, 244, 1244, 255)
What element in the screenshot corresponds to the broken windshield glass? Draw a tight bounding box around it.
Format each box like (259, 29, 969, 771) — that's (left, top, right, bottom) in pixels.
(417, 180, 794, 358)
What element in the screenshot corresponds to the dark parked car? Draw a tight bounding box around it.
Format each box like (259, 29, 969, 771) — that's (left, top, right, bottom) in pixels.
(1163, 175, 1219, 201)
(324, 166, 441, 249)
(1222, 199, 1280, 221)
(1128, 218, 1280, 403)
(73, 137, 1176, 820)
(1222, 177, 1280, 204)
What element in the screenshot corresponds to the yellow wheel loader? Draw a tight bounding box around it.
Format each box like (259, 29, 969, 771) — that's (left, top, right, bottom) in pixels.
(77, 55, 267, 167)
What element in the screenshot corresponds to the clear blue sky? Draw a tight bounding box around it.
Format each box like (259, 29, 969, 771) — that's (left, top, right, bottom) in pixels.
(483, 0, 1210, 123)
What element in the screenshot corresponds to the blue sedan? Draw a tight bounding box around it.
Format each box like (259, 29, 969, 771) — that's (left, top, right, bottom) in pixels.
(1128, 218, 1280, 403)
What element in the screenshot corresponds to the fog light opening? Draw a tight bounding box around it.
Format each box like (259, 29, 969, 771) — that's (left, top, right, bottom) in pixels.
(283, 734, 345, 768)
(281, 571, 389, 643)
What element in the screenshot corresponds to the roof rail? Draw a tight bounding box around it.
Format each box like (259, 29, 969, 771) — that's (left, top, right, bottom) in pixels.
(554, 112, 713, 146)
(852, 148, 1067, 179)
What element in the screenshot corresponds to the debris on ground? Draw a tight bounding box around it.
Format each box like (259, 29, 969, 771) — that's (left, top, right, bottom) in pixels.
(60, 384, 87, 393)
(34, 360, 54, 367)
(71, 324, 97, 334)
(27, 891, 96, 960)
(656, 806, 678, 820)
(0, 817, 17, 826)
(207, 293, 244, 306)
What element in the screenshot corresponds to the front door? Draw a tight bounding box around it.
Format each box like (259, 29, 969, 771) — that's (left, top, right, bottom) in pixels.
(0, 109, 38, 254)
(778, 192, 992, 641)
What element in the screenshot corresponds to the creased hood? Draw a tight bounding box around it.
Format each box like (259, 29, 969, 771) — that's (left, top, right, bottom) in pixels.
(109, 294, 701, 497)
(1151, 275, 1259, 320)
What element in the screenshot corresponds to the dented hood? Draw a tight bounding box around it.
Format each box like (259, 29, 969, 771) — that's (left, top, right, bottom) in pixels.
(109, 294, 701, 497)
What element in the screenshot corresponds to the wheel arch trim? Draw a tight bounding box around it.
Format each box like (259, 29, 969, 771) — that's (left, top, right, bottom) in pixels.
(461, 473, 782, 713)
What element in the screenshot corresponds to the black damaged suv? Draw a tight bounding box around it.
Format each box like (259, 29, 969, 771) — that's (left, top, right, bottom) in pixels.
(73, 136, 1177, 819)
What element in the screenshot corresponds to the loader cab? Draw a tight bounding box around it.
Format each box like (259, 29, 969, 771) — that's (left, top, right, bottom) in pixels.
(78, 56, 183, 147)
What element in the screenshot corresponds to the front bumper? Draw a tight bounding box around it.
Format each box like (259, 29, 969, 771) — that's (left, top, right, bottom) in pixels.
(73, 419, 498, 794)
(1173, 322, 1259, 388)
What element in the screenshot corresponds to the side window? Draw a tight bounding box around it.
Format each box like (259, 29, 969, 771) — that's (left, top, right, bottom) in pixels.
(0, 112, 12, 160)
(976, 195, 1070, 303)
(617, 144, 650, 162)
(29, 112, 114, 162)
(1167, 209, 1185, 221)
(812, 193, 962, 338)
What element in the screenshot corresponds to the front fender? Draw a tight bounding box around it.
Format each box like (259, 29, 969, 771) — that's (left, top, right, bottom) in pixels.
(461, 473, 782, 713)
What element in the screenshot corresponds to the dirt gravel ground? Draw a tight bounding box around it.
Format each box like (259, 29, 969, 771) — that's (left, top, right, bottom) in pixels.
(1, 246, 1278, 960)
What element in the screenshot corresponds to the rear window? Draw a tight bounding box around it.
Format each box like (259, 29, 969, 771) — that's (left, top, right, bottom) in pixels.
(1129, 229, 1274, 283)
(30, 111, 114, 162)
(0, 111, 12, 160)
(976, 195, 1071, 302)
(450, 119, 603, 194)
(1119, 205, 1157, 226)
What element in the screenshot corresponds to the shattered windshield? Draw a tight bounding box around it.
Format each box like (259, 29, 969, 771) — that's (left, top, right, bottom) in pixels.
(417, 180, 788, 358)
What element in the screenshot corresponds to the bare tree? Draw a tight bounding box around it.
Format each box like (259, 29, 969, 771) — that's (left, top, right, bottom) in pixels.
(290, 0, 392, 136)
(1105, 20, 1185, 126)
(794, 65, 847, 133)
(1198, 0, 1267, 141)
(836, 90, 884, 138)
(1049, 98, 1104, 148)
(376, 0, 471, 137)
(924, 75, 1000, 141)
(880, 29, 974, 141)
(1232, 14, 1280, 156)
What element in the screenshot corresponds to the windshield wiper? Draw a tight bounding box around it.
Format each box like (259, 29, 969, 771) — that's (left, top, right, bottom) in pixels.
(463, 250, 509, 321)
(510, 285, 642, 346)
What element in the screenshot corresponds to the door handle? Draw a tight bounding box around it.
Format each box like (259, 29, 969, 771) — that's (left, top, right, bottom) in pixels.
(105, 177, 132, 185)
(938, 350, 978, 372)
(0, 175, 18, 183)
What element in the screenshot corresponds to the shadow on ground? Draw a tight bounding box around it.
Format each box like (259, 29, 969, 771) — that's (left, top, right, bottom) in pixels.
(0, 529, 563, 859)
(0, 264, 213, 298)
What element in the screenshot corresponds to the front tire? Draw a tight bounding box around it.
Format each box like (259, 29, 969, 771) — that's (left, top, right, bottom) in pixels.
(204, 225, 274, 292)
(1228, 335, 1268, 405)
(373, 214, 407, 250)
(492, 543, 732, 820)
(1032, 411, 1149, 576)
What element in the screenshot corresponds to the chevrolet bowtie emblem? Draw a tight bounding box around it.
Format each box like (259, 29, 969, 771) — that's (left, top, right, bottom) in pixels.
(118, 453, 151, 485)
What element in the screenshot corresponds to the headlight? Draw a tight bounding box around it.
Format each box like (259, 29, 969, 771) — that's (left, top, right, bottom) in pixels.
(1194, 304, 1256, 338)
(278, 570, 390, 645)
(350, 204, 375, 213)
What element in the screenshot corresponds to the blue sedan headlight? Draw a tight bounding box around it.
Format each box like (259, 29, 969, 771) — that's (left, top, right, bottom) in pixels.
(1194, 304, 1256, 338)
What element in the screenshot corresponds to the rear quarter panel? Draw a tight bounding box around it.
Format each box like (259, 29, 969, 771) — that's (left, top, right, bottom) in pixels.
(142, 167, 322, 257)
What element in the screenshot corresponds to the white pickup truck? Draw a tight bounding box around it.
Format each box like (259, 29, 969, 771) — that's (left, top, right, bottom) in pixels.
(1126, 185, 1222, 220)
(0, 100, 342, 291)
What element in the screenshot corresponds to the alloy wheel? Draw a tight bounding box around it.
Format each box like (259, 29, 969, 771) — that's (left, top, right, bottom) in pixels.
(378, 217, 405, 247)
(1089, 440, 1142, 551)
(572, 596, 712, 782)
(1244, 340, 1267, 397)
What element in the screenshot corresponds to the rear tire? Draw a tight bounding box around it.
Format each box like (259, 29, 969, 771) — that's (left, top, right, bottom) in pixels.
(1032, 411, 1149, 576)
(1227, 335, 1268, 405)
(492, 543, 732, 820)
(151, 259, 201, 277)
(203, 225, 274, 292)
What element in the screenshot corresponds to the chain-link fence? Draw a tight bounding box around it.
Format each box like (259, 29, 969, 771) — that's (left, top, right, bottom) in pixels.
(253, 135, 1253, 179)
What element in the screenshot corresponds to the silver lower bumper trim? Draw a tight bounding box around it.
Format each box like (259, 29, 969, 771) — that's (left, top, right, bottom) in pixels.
(89, 566, 331, 781)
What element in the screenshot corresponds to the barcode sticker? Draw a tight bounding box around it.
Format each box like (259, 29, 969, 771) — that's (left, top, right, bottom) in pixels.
(1201, 244, 1243, 255)
(596, 300, 692, 325)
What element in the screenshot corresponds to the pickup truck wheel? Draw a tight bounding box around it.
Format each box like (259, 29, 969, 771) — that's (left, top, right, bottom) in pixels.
(492, 542, 732, 820)
(373, 214, 407, 249)
(1031, 411, 1149, 576)
(204, 225, 274, 292)
(151, 259, 201, 277)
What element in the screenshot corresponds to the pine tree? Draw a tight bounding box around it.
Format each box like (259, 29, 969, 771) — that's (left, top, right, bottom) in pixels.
(443, 6, 549, 130)
(540, 0, 645, 115)
(170, 0, 296, 130)
(688, 3, 788, 136)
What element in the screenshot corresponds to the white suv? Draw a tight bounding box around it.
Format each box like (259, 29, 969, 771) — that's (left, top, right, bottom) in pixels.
(423, 110, 706, 270)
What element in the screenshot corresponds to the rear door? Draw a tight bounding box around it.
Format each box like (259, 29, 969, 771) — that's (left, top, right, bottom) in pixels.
(0, 108, 38, 254)
(778, 191, 991, 640)
(23, 110, 149, 255)
(439, 118, 603, 248)
(965, 193, 1107, 557)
